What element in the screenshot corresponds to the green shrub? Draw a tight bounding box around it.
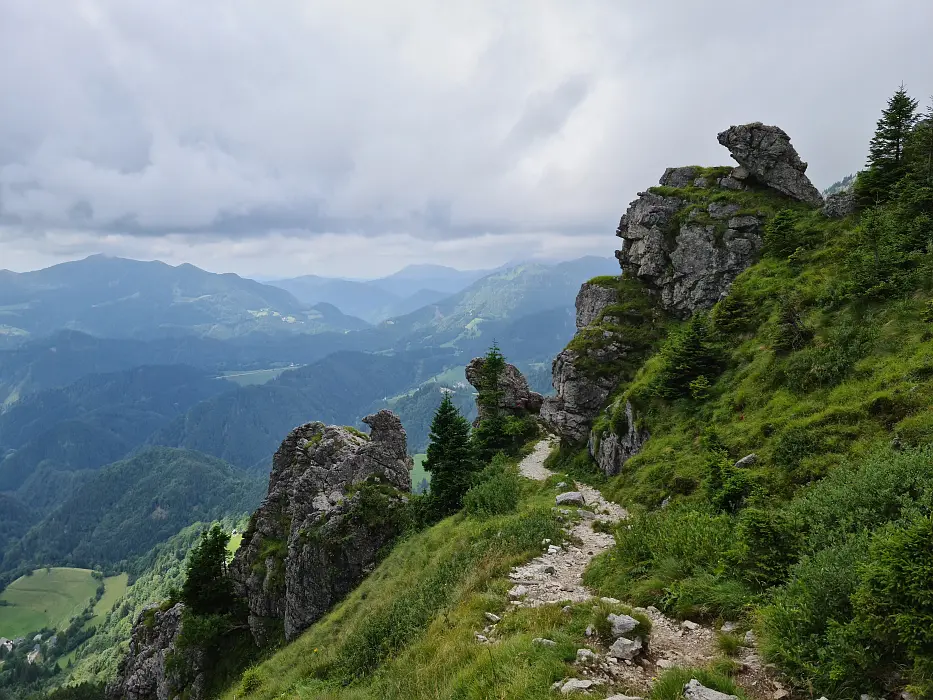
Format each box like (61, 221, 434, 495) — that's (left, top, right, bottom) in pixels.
(897, 411, 933, 446)
(764, 209, 805, 258)
(759, 536, 871, 695)
(851, 514, 933, 695)
(782, 319, 876, 391)
(463, 454, 521, 518)
(239, 666, 263, 696)
(655, 314, 720, 398)
(727, 508, 799, 589)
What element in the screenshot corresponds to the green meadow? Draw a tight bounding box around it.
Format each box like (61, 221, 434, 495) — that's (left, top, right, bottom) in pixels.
(0, 568, 99, 638)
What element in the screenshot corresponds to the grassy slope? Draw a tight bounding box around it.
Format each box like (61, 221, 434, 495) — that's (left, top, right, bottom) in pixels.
(567, 179, 933, 694)
(86, 574, 129, 630)
(221, 470, 622, 700)
(0, 568, 99, 637)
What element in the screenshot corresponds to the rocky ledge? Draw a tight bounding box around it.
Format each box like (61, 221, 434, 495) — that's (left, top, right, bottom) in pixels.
(106, 603, 204, 700)
(229, 410, 412, 644)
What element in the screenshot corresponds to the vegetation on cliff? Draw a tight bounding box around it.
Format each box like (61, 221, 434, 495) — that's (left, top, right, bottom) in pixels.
(571, 87, 933, 697)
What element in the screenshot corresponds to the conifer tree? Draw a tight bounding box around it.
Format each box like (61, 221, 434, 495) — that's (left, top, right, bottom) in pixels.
(180, 525, 237, 615)
(471, 342, 512, 462)
(422, 392, 475, 517)
(907, 97, 933, 183)
(857, 85, 919, 204)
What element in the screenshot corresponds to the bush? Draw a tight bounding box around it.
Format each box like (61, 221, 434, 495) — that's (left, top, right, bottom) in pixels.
(759, 536, 871, 695)
(463, 455, 522, 518)
(655, 314, 720, 398)
(782, 319, 876, 391)
(649, 667, 745, 700)
(851, 515, 933, 695)
(239, 667, 264, 696)
(726, 508, 799, 589)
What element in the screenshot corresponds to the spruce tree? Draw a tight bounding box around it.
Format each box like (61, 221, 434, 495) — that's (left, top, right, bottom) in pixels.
(906, 97, 933, 183)
(857, 85, 919, 204)
(471, 342, 512, 462)
(423, 392, 475, 517)
(180, 525, 237, 615)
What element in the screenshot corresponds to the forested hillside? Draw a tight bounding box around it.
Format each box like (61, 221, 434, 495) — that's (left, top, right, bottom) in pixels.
(1, 448, 262, 580)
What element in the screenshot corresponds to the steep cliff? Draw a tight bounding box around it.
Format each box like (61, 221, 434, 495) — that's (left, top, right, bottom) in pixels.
(545, 122, 822, 476)
(229, 410, 412, 644)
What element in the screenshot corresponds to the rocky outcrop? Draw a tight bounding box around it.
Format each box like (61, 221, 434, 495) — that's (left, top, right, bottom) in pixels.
(588, 401, 649, 477)
(107, 604, 204, 700)
(541, 348, 617, 443)
(229, 410, 412, 644)
(465, 357, 543, 424)
(717, 122, 823, 206)
(822, 190, 856, 218)
(575, 281, 618, 330)
(615, 186, 765, 317)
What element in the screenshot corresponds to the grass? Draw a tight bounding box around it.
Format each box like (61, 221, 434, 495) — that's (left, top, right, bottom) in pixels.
(0, 568, 100, 638)
(227, 533, 244, 558)
(410, 454, 431, 491)
(220, 465, 656, 700)
(85, 574, 129, 630)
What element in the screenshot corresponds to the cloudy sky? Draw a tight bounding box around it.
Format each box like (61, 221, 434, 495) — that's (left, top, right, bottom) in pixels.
(2, 0, 932, 278)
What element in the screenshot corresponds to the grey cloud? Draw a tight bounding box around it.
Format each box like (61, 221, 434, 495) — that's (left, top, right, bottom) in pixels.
(0, 0, 932, 260)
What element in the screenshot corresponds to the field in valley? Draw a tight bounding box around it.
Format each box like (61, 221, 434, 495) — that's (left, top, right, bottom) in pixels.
(0, 567, 100, 638)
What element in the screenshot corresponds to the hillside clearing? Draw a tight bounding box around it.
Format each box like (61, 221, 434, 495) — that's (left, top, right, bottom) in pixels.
(0, 568, 99, 638)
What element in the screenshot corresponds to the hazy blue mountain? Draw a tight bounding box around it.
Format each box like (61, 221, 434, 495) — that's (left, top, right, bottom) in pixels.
(367, 264, 492, 298)
(0, 329, 382, 407)
(380, 256, 618, 351)
(269, 274, 451, 323)
(0, 255, 368, 341)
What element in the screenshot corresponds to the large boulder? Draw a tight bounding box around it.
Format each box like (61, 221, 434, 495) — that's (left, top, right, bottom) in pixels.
(107, 603, 204, 700)
(615, 188, 765, 317)
(229, 410, 412, 644)
(717, 122, 823, 206)
(822, 190, 856, 218)
(465, 357, 543, 425)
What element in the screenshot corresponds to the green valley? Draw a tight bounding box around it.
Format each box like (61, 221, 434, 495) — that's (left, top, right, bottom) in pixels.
(0, 568, 100, 639)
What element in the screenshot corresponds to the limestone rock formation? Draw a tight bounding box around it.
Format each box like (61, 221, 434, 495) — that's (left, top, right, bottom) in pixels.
(229, 410, 412, 644)
(615, 186, 765, 317)
(717, 122, 824, 206)
(107, 603, 204, 700)
(540, 347, 618, 443)
(822, 190, 856, 218)
(588, 401, 649, 477)
(465, 357, 543, 424)
(575, 281, 618, 330)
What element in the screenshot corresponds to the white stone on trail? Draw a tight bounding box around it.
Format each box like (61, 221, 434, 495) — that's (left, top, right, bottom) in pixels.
(561, 678, 603, 694)
(556, 491, 586, 506)
(608, 613, 639, 638)
(683, 679, 739, 700)
(608, 635, 642, 660)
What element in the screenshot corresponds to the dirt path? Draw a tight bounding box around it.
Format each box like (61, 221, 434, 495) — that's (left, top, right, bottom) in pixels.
(482, 438, 772, 697)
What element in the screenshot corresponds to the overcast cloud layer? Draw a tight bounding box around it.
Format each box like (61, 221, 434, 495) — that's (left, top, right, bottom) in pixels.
(2, 0, 932, 278)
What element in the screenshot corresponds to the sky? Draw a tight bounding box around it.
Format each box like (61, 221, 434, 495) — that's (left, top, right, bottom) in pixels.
(1, 1, 932, 279)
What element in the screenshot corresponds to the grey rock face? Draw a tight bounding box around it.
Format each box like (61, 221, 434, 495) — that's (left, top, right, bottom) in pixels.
(575, 281, 618, 330)
(107, 604, 204, 700)
(659, 166, 698, 188)
(822, 191, 856, 218)
(465, 357, 543, 425)
(683, 679, 739, 700)
(734, 453, 758, 468)
(541, 349, 616, 443)
(717, 122, 823, 206)
(588, 401, 648, 477)
(229, 410, 412, 644)
(615, 188, 764, 317)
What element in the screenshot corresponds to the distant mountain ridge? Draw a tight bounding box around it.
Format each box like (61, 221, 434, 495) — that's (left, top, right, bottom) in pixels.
(269, 263, 492, 323)
(0, 255, 369, 342)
